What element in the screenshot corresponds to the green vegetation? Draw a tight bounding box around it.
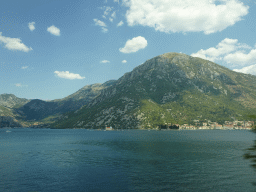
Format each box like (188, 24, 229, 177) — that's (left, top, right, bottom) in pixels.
(3, 52, 256, 129)
(53, 53, 256, 129)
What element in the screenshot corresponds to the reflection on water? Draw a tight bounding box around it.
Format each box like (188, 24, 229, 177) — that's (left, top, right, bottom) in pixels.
(243, 129, 256, 186)
(244, 129, 256, 167)
(0, 128, 256, 192)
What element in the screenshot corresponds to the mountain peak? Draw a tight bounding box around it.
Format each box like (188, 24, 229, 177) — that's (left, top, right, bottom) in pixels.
(54, 52, 256, 129)
(0, 93, 29, 108)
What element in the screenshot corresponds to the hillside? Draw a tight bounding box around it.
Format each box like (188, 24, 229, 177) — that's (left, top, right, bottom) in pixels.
(0, 81, 116, 127)
(15, 80, 116, 121)
(0, 94, 29, 108)
(54, 52, 256, 129)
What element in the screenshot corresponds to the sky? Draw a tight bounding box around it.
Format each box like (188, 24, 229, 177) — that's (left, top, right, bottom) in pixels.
(1, 0, 256, 100)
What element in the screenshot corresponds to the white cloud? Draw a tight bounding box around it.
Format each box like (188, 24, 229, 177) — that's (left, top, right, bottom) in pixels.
(47, 25, 60, 36)
(103, 6, 112, 16)
(111, 11, 116, 18)
(102, 27, 108, 33)
(122, 60, 127, 63)
(224, 49, 256, 66)
(124, 0, 248, 34)
(233, 64, 256, 75)
(99, 6, 117, 26)
(101, 60, 110, 63)
(191, 38, 256, 69)
(15, 83, 27, 87)
(119, 36, 147, 53)
(0, 32, 32, 52)
(101, 7, 115, 22)
(15, 83, 22, 87)
(114, 0, 119, 3)
(117, 20, 124, 27)
(93, 19, 107, 27)
(21, 66, 28, 69)
(191, 38, 241, 62)
(54, 71, 85, 80)
(191, 38, 252, 63)
(28, 22, 35, 31)
(93, 19, 108, 33)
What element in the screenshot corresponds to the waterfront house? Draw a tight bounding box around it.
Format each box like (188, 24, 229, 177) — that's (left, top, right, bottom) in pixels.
(106, 126, 113, 131)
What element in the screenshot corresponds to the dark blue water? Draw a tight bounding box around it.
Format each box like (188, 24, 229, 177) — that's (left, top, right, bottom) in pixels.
(0, 128, 255, 192)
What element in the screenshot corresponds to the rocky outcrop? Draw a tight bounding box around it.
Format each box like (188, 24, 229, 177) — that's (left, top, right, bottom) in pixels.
(0, 94, 29, 108)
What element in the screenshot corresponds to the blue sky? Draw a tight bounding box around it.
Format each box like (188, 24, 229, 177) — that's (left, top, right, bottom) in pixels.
(1, 0, 256, 100)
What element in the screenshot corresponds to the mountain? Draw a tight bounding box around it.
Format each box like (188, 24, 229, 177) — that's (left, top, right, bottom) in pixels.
(54, 52, 256, 129)
(0, 94, 30, 127)
(0, 81, 116, 127)
(0, 94, 29, 108)
(2, 52, 256, 129)
(15, 80, 116, 121)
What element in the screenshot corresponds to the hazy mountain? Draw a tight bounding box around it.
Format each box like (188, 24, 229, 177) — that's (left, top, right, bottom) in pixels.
(54, 52, 256, 129)
(0, 94, 29, 108)
(0, 94, 29, 127)
(15, 80, 116, 121)
(0, 81, 116, 127)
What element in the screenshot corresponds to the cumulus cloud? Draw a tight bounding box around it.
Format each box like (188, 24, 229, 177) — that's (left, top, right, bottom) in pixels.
(124, 0, 248, 34)
(117, 20, 124, 27)
(93, 19, 108, 33)
(21, 66, 28, 69)
(191, 38, 256, 75)
(191, 38, 252, 63)
(28, 22, 35, 31)
(0, 32, 32, 52)
(233, 64, 256, 75)
(224, 49, 256, 66)
(101, 60, 110, 63)
(54, 71, 85, 80)
(47, 25, 60, 36)
(119, 36, 147, 53)
(122, 60, 127, 63)
(191, 38, 242, 62)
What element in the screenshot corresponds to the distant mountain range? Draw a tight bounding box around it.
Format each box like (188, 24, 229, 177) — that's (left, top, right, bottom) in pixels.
(0, 80, 116, 127)
(1, 52, 256, 128)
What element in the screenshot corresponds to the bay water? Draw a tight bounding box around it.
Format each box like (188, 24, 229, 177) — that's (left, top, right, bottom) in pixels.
(0, 128, 255, 192)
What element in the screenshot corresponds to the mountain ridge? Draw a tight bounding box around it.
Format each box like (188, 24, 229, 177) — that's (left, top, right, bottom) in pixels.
(1, 52, 256, 128)
(54, 52, 256, 129)
(0, 81, 116, 127)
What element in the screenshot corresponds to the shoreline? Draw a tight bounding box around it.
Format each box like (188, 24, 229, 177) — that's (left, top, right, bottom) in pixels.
(1, 127, 253, 131)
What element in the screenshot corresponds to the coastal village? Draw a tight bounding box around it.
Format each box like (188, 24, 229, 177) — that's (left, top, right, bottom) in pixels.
(158, 120, 254, 130)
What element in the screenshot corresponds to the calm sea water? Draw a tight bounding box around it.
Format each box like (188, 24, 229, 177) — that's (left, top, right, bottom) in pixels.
(0, 128, 256, 192)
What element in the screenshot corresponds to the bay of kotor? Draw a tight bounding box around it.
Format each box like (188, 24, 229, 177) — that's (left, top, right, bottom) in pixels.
(1, 128, 255, 192)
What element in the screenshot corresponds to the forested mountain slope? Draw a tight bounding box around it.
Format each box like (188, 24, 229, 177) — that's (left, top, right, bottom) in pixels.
(54, 52, 256, 129)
